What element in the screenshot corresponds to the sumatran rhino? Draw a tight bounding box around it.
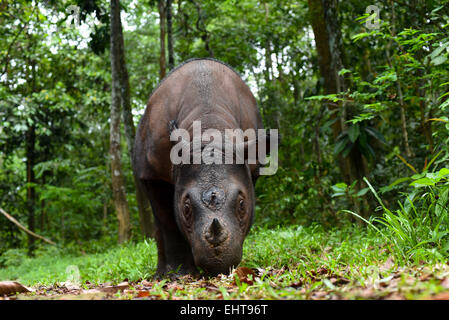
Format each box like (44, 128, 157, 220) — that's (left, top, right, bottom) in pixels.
(133, 58, 275, 277)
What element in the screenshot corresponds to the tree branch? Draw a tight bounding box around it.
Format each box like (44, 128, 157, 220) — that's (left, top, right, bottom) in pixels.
(0, 207, 56, 246)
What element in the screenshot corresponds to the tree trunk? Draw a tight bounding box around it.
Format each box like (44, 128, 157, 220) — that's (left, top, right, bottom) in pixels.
(418, 78, 433, 153)
(110, 0, 131, 243)
(158, 0, 167, 80)
(308, 0, 367, 216)
(166, 0, 174, 70)
(263, 2, 272, 84)
(120, 71, 155, 238)
(40, 171, 47, 232)
(112, 0, 155, 238)
(25, 124, 36, 256)
(386, 0, 413, 158)
(308, 0, 341, 133)
(25, 56, 38, 256)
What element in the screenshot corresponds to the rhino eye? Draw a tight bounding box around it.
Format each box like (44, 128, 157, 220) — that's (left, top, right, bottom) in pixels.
(183, 198, 192, 221)
(237, 197, 246, 219)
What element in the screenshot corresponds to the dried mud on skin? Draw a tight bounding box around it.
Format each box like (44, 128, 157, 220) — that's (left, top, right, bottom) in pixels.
(2, 264, 449, 300)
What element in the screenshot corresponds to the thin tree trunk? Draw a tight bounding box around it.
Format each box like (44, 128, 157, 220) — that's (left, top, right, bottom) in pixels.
(387, 0, 413, 158)
(308, 0, 341, 137)
(166, 0, 174, 70)
(397, 82, 413, 158)
(292, 73, 300, 107)
(121, 87, 155, 238)
(308, 0, 367, 217)
(40, 172, 46, 232)
(26, 123, 36, 255)
(418, 81, 433, 153)
(25, 56, 38, 256)
(113, 0, 155, 238)
(263, 2, 272, 84)
(158, 0, 167, 80)
(411, 1, 434, 155)
(110, 0, 131, 243)
(385, 48, 412, 158)
(308, 0, 346, 178)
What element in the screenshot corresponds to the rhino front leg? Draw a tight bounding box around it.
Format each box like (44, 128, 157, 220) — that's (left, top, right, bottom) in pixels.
(142, 179, 198, 278)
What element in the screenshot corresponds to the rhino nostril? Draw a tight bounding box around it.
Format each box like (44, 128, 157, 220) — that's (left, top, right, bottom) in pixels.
(210, 218, 222, 235)
(205, 218, 227, 246)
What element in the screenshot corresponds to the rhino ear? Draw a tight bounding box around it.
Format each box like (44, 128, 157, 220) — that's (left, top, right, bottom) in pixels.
(168, 120, 178, 135)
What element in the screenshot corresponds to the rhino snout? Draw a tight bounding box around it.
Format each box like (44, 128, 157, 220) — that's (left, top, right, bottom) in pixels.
(205, 218, 229, 246)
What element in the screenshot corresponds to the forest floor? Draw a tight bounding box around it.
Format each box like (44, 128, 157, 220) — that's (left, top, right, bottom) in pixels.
(1, 225, 449, 300)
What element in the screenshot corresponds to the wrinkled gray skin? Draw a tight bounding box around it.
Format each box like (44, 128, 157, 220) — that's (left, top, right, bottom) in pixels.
(173, 161, 256, 275)
(133, 58, 266, 277)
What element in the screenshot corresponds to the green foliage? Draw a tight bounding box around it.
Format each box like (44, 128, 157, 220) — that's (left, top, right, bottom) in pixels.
(0, 1, 448, 291)
(344, 167, 449, 263)
(3, 224, 448, 300)
(331, 181, 369, 199)
(0, 239, 157, 286)
(0, 248, 28, 268)
(0, 224, 385, 286)
(334, 123, 386, 160)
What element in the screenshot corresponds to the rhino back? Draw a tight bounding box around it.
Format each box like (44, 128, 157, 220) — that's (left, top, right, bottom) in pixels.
(134, 59, 263, 182)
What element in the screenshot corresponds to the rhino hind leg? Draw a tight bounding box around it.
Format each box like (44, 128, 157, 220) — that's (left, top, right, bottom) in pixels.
(142, 179, 198, 278)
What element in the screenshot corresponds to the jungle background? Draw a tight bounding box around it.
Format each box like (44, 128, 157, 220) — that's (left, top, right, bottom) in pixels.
(0, 0, 448, 300)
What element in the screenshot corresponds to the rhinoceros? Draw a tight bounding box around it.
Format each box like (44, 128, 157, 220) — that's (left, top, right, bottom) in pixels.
(133, 58, 273, 277)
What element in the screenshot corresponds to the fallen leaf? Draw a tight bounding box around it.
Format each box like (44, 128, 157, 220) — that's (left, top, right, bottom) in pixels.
(60, 282, 81, 291)
(358, 288, 377, 299)
(430, 292, 449, 300)
(288, 281, 303, 289)
(265, 266, 287, 277)
(331, 277, 350, 286)
(165, 281, 184, 291)
(200, 281, 220, 292)
(377, 275, 395, 288)
(380, 257, 395, 272)
(311, 291, 328, 299)
(141, 280, 152, 287)
(385, 293, 405, 300)
(137, 290, 150, 298)
(92, 281, 129, 294)
(233, 267, 256, 285)
(0, 281, 31, 296)
(441, 278, 449, 289)
(251, 268, 263, 277)
(419, 273, 432, 281)
(317, 266, 329, 275)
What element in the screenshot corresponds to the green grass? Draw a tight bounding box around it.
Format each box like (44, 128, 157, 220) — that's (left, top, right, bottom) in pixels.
(2, 224, 449, 299)
(0, 240, 158, 286)
(0, 224, 379, 286)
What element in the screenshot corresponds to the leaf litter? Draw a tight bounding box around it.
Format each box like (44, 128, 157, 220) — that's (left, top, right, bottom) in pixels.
(2, 262, 449, 300)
